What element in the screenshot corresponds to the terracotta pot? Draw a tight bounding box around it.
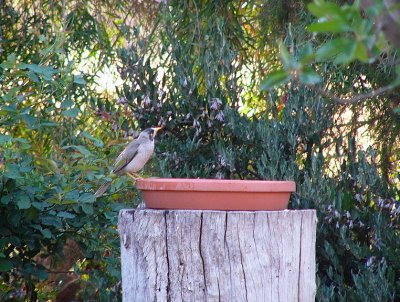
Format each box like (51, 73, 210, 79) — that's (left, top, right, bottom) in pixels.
(136, 178, 296, 211)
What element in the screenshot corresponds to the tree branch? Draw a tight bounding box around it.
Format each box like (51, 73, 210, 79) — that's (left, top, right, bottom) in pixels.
(303, 81, 395, 105)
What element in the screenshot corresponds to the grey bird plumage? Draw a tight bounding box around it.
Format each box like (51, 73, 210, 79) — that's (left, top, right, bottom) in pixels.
(94, 127, 162, 197)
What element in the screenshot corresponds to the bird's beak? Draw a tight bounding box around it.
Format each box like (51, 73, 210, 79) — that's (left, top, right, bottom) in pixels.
(153, 127, 162, 133)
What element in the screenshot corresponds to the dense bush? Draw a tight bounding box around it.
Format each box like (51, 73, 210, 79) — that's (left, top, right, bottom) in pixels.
(0, 1, 133, 300)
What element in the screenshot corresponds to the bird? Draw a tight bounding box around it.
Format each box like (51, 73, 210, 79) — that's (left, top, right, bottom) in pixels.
(94, 127, 162, 197)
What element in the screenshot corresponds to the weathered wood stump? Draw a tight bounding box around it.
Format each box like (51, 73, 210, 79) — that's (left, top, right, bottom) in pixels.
(118, 209, 317, 302)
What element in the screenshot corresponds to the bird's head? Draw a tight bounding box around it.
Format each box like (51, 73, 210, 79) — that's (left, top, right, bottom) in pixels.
(142, 127, 162, 141)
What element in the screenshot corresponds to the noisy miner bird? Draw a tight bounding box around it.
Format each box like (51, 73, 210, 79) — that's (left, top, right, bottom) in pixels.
(94, 127, 162, 197)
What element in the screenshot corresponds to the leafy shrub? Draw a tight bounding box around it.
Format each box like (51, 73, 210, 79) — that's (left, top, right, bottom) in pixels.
(0, 1, 130, 300)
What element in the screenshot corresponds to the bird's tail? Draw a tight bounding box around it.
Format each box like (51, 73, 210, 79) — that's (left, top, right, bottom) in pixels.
(94, 181, 112, 198)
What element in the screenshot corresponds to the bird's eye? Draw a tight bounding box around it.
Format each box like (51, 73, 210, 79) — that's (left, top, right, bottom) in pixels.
(149, 130, 154, 140)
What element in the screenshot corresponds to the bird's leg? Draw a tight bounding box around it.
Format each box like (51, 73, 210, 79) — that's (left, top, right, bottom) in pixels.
(133, 173, 143, 179)
(127, 172, 142, 180)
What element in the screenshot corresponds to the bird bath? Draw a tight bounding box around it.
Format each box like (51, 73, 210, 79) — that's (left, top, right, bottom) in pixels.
(136, 178, 296, 211)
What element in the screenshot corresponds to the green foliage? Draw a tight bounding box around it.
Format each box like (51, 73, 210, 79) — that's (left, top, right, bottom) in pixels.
(261, 0, 400, 100)
(0, 1, 134, 300)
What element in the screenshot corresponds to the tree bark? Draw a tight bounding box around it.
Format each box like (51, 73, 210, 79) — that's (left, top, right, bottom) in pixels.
(118, 209, 316, 302)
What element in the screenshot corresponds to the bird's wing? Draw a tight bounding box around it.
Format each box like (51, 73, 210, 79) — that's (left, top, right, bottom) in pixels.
(112, 139, 141, 174)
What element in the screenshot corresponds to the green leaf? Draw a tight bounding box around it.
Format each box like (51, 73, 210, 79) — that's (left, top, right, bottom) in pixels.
(61, 98, 74, 109)
(15, 138, 29, 144)
(27, 71, 40, 83)
(21, 114, 37, 129)
(63, 107, 80, 118)
(18, 63, 58, 81)
(299, 42, 315, 65)
(32, 201, 50, 210)
(391, 64, 400, 87)
(316, 38, 351, 62)
(17, 194, 31, 209)
(279, 43, 294, 68)
(5, 164, 22, 179)
(0, 53, 16, 69)
(65, 190, 80, 201)
(260, 70, 290, 90)
(81, 203, 94, 215)
(34, 268, 49, 280)
(1, 195, 12, 205)
(299, 68, 322, 85)
(0, 259, 12, 272)
(40, 228, 52, 239)
(41, 216, 63, 228)
(3, 87, 20, 102)
(72, 145, 92, 157)
(40, 121, 58, 127)
(82, 131, 104, 147)
(334, 40, 357, 64)
(354, 41, 368, 62)
(0, 134, 12, 145)
(57, 211, 76, 219)
(79, 193, 96, 203)
(308, 2, 343, 18)
(73, 75, 86, 85)
(307, 20, 347, 33)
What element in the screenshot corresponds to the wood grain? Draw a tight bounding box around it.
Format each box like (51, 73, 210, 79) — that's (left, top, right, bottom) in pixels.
(119, 209, 316, 302)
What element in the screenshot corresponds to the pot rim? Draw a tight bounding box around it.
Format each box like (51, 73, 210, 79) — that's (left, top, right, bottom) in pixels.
(136, 178, 296, 193)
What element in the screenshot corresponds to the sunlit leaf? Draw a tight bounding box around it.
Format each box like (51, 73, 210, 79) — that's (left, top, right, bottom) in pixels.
(354, 42, 368, 62)
(308, 2, 343, 18)
(307, 20, 348, 33)
(260, 70, 290, 90)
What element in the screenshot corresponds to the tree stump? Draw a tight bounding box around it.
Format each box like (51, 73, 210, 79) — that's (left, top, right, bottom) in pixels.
(118, 209, 317, 302)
